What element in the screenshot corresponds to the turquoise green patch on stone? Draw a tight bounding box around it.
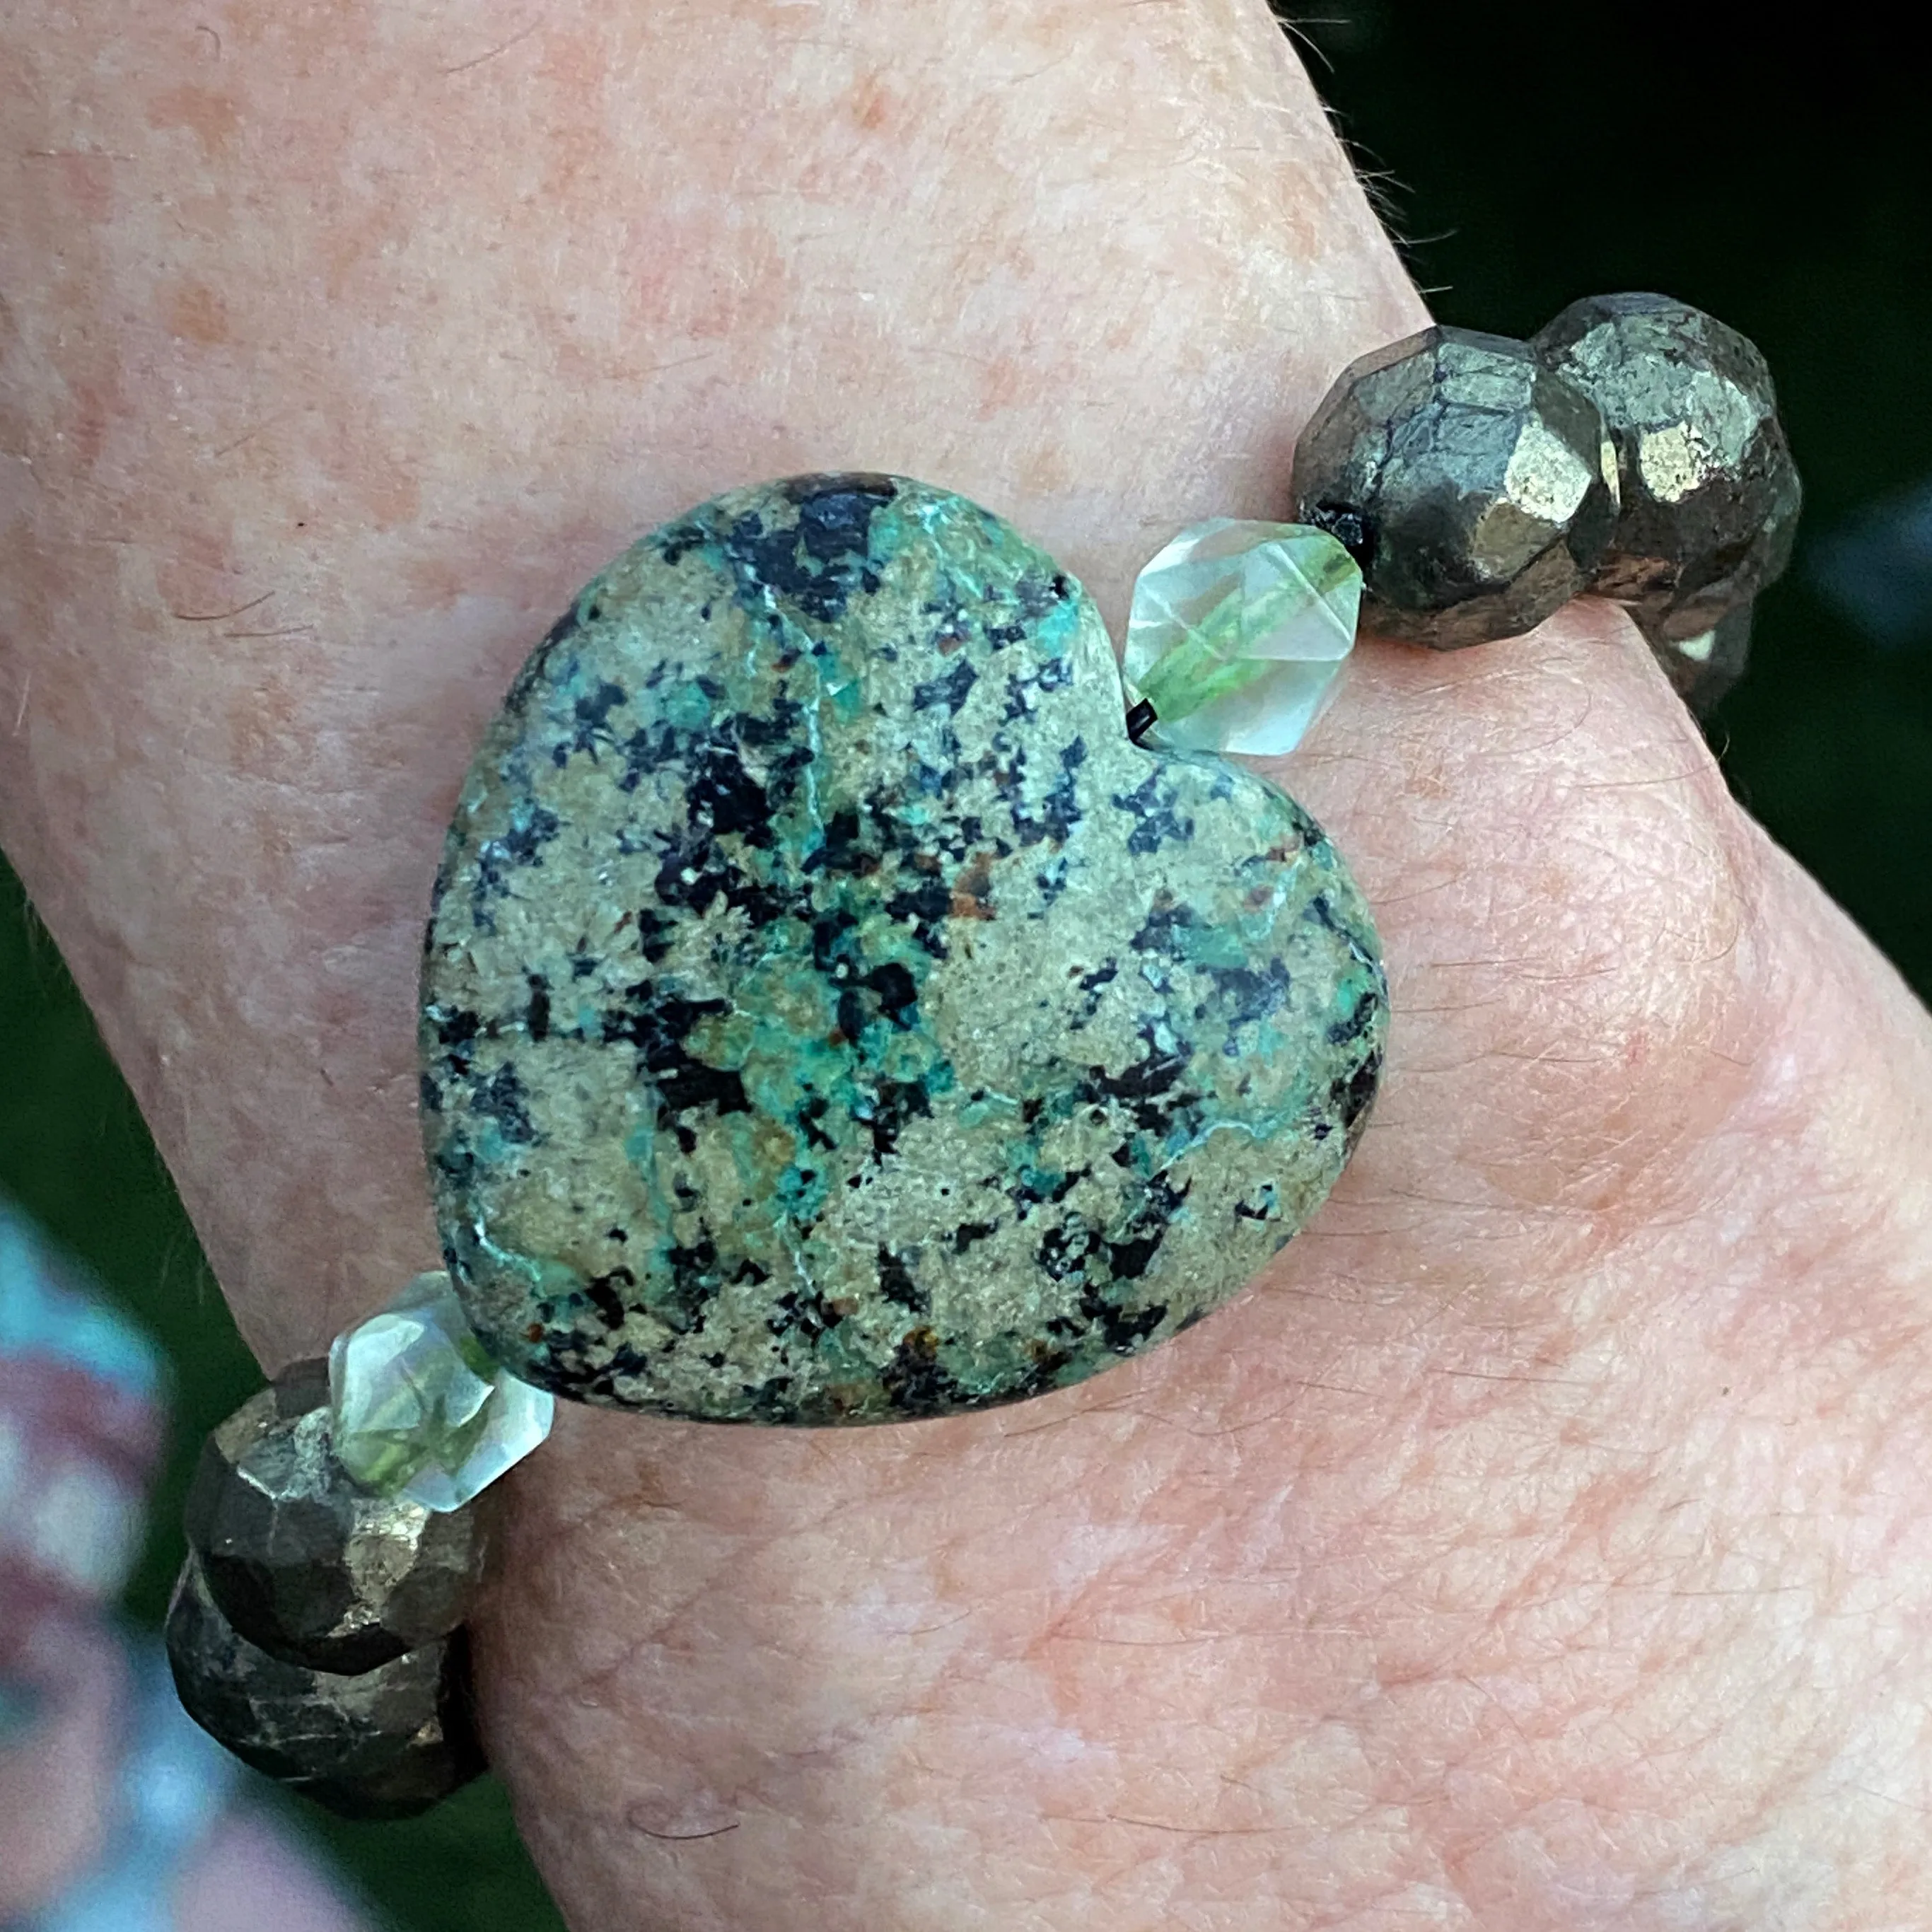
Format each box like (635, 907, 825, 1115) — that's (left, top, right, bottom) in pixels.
(419, 474, 1386, 1425)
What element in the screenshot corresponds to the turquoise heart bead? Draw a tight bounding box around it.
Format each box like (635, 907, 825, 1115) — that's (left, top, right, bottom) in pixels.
(419, 475, 1385, 1424)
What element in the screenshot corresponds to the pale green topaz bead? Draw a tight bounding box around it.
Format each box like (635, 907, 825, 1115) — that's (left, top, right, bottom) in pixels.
(328, 1273, 554, 1513)
(1122, 520, 1362, 757)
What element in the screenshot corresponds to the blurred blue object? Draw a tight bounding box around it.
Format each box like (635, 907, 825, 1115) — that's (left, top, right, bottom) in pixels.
(1805, 476, 1932, 651)
(13, 1634, 241, 1932)
(0, 1201, 167, 1400)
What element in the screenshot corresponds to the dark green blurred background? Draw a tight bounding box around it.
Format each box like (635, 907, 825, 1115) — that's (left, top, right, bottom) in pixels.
(2, 6, 1926, 1927)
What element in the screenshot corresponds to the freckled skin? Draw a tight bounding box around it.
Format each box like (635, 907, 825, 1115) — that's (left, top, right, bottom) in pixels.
(421, 475, 1385, 1421)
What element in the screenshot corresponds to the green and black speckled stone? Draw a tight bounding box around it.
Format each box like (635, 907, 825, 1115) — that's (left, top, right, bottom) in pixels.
(419, 474, 1385, 1425)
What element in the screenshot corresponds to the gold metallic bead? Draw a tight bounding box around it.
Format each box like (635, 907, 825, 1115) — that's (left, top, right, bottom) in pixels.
(1532, 293, 1800, 644)
(185, 1358, 486, 1675)
(1292, 325, 1621, 650)
(164, 1551, 485, 1821)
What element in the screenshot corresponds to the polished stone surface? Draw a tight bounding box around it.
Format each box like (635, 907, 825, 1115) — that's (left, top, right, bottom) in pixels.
(1292, 325, 1621, 649)
(1122, 519, 1361, 756)
(185, 1358, 484, 1675)
(421, 474, 1386, 1424)
(165, 1552, 484, 1821)
(329, 1272, 553, 1512)
(1532, 293, 1800, 642)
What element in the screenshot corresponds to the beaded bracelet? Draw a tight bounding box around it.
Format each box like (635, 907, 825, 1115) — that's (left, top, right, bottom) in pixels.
(166, 293, 1798, 1817)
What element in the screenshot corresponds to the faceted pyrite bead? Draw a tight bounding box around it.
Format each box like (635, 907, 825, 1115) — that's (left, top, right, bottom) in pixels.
(1637, 603, 1753, 716)
(165, 1552, 484, 1821)
(1122, 519, 1362, 755)
(185, 1357, 485, 1675)
(330, 1272, 554, 1513)
(1291, 325, 1621, 650)
(1531, 293, 1800, 643)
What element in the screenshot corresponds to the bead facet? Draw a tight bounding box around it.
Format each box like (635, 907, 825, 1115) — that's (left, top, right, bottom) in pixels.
(328, 1273, 553, 1512)
(1292, 325, 1622, 649)
(185, 1358, 486, 1674)
(1122, 520, 1361, 756)
(1531, 293, 1800, 644)
(165, 1552, 484, 1821)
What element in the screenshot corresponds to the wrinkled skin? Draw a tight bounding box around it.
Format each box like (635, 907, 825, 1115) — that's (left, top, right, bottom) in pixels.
(4, 2, 1931, 1928)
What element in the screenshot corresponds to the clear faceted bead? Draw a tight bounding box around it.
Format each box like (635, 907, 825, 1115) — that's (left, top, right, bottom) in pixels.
(1122, 520, 1362, 756)
(329, 1273, 554, 1513)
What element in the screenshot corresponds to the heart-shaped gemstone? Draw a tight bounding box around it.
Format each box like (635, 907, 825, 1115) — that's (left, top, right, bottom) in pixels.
(420, 475, 1385, 1424)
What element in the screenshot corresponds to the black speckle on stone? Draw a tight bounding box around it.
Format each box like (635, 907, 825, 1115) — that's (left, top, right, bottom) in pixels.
(471, 1064, 538, 1144)
(859, 1077, 932, 1158)
(1037, 1218, 1099, 1284)
(525, 974, 552, 1042)
(912, 656, 979, 717)
(569, 679, 630, 756)
(1339, 1047, 1381, 1155)
(634, 907, 676, 965)
(1327, 982, 1380, 1046)
(867, 960, 919, 1025)
(999, 653, 1073, 725)
(1084, 1037, 1189, 1106)
(1014, 735, 1086, 847)
(810, 906, 863, 978)
(602, 984, 750, 1122)
(1079, 1287, 1168, 1351)
(1074, 959, 1118, 1020)
(656, 521, 706, 566)
(835, 985, 868, 1043)
(1129, 894, 1194, 958)
(881, 1327, 970, 1416)
(796, 1093, 837, 1152)
(1233, 1184, 1276, 1222)
(803, 806, 879, 878)
(430, 1005, 483, 1059)
(687, 738, 773, 845)
(877, 1245, 927, 1313)
(1110, 769, 1194, 857)
(885, 873, 952, 958)
(583, 1267, 637, 1329)
(767, 1284, 848, 1343)
(1013, 571, 1071, 618)
(1204, 959, 1291, 1032)
(1033, 855, 1069, 906)
(658, 1237, 721, 1332)
(474, 801, 562, 902)
(720, 475, 897, 624)
(1047, 1166, 1090, 1204)
(952, 1219, 999, 1255)
(1105, 1234, 1163, 1282)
